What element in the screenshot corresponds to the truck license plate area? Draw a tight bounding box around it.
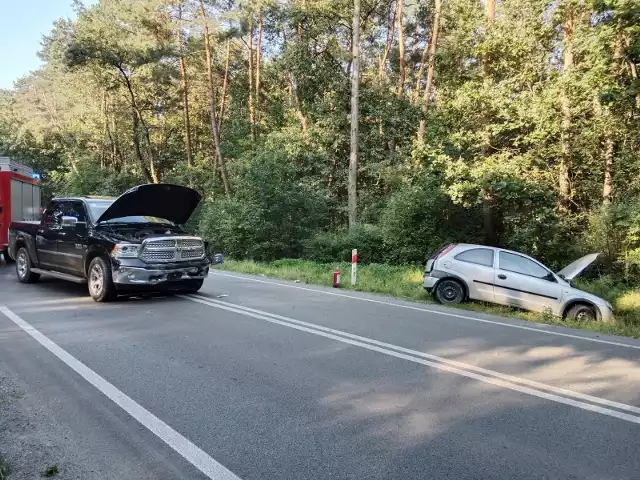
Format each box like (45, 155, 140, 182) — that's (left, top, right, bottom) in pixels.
(168, 272, 182, 281)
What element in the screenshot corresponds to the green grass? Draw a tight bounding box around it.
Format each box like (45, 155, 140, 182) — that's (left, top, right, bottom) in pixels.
(0, 456, 10, 480)
(42, 465, 58, 478)
(221, 259, 640, 339)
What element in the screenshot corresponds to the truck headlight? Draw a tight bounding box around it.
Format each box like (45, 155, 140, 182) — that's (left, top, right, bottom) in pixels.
(112, 244, 140, 259)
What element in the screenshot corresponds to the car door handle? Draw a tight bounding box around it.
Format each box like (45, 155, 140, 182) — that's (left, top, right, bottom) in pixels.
(498, 274, 507, 280)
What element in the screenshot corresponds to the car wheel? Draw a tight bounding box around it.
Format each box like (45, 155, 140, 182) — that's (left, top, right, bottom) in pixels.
(88, 256, 117, 302)
(435, 279, 465, 305)
(175, 279, 204, 294)
(16, 247, 40, 283)
(565, 303, 596, 322)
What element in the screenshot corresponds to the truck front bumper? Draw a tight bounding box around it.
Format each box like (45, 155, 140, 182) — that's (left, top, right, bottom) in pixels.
(112, 264, 210, 286)
(111, 254, 222, 287)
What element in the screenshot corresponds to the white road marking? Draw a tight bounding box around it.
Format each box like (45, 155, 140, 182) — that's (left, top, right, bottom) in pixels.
(0, 305, 242, 480)
(182, 294, 640, 425)
(210, 271, 640, 350)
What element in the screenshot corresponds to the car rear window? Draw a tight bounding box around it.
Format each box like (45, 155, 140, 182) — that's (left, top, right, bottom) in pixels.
(454, 248, 494, 267)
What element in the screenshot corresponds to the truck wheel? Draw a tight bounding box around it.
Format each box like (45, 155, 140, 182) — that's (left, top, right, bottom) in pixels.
(88, 256, 117, 302)
(176, 279, 204, 294)
(16, 247, 40, 283)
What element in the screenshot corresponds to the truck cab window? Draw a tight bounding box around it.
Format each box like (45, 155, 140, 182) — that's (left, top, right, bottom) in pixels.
(62, 202, 87, 223)
(42, 202, 63, 225)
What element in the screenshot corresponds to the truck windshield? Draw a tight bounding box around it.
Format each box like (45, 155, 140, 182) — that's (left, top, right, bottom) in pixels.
(87, 200, 174, 225)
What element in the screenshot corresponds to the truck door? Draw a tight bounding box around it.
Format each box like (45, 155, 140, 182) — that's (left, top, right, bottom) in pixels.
(36, 201, 64, 269)
(56, 201, 88, 275)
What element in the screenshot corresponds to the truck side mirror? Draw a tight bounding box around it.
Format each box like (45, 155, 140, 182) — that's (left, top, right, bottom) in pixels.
(61, 216, 78, 228)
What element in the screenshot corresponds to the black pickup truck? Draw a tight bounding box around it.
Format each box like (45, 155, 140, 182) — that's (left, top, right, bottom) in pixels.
(7, 183, 222, 301)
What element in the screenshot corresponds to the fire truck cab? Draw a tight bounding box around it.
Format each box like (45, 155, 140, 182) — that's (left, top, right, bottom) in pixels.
(0, 157, 42, 261)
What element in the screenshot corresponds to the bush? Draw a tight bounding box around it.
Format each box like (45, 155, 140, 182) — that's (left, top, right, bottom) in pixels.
(584, 201, 640, 281)
(199, 149, 330, 260)
(380, 176, 483, 264)
(305, 224, 388, 264)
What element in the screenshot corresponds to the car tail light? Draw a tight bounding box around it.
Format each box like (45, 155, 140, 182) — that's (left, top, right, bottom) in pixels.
(437, 244, 457, 258)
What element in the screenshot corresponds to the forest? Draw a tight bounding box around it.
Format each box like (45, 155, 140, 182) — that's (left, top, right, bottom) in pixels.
(0, 0, 639, 282)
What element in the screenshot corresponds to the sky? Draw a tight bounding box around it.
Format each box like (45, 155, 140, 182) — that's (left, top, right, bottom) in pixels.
(0, 0, 92, 89)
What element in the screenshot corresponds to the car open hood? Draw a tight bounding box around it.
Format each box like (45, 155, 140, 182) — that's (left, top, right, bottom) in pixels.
(557, 253, 600, 281)
(96, 184, 202, 225)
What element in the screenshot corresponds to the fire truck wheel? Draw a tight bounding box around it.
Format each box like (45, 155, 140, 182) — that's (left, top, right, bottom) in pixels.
(2, 247, 14, 263)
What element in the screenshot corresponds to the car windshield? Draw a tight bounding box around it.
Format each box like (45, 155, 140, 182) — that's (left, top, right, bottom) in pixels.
(87, 200, 174, 225)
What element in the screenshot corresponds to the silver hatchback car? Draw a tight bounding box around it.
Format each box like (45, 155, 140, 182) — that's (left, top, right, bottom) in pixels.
(423, 244, 614, 322)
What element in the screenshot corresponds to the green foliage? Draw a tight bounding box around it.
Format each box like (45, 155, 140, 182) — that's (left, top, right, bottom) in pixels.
(380, 176, 483, 263)
(199, 148, 330, 260)
(305, 225, 388, 264)
(585, 201, 640, 280)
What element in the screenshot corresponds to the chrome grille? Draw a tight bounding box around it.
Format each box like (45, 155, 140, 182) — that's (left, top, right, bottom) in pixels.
(180, 239, 202, 248)
(149, 239, 176, 248)
(180, 249, 203, 259)
(142, 250, 175, 261)
(140, 237, 205, 263)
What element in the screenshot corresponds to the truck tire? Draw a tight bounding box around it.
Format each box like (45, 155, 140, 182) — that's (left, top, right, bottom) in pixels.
(176, 279, 204, 294)
(16, 247, 40, 283)
(88, 256, 117, 302)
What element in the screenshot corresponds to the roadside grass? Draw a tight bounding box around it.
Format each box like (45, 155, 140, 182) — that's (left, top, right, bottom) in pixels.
(221, 259, 640, 339)
(0, 456, 10, 480)
(42, 465, 58, 477)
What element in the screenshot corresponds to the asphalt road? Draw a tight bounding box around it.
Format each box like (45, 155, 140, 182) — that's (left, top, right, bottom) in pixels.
(1, 263, 640, 479)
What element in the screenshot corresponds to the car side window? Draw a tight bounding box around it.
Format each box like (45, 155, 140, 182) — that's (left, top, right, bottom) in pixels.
(499, 251, 549, 278)
(42, 202, 63, 226)
(454, 248, 494, 267)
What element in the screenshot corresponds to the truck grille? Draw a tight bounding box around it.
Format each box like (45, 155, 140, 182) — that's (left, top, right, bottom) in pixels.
(140, 237, 205, 263)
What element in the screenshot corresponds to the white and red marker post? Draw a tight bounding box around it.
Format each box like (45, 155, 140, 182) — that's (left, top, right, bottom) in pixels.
(351, 249, 358, 286)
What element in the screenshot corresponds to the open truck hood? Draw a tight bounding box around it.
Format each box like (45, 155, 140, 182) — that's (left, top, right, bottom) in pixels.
(96, 184, 202, 225)
(557, 253, 600, 281)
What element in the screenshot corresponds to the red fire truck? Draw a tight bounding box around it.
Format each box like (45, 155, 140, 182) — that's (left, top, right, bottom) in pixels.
(0, 157, 42, 261)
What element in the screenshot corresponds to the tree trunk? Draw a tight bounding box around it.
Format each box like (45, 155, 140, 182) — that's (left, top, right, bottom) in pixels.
(417, 0, 442, 140)
(256, 10, 262, 135)
(414, 37, 430, 99)
(559, 8, 573, 211)
(217, 38, 231, 137)
(603, 138, 614, 202)
(397, 0, 406, 96)
(481, 0, 497, 245)
(378, 1, 396, 82)
(247, 15, 257, 142)
(283, 27, 308, 133)
(101, 90, 107, 169)
(132, 111, 153, 184)
(115, 63, 158, 182)
(349, 0, 361, 230)
(199, 0, 231, 196)
(602, 35, 623, 203)
(176, 4, 193, 167)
